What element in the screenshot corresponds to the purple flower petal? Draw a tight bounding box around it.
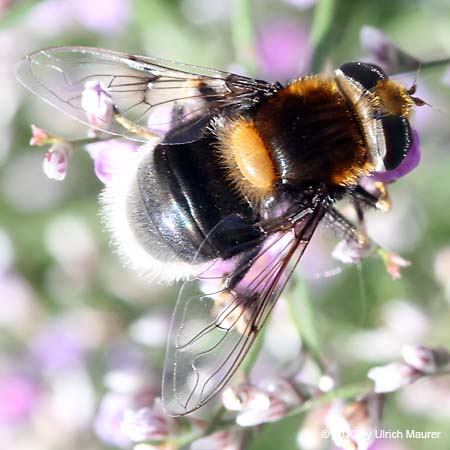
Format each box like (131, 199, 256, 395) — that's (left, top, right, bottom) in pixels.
(0, 372, 40, 424)
(256, 20, 311, 81)
(94, 393, 132, 448)
(43, 142, 72, 181)
(31, 326, 85, 372)
(371, 129, 421, 183)
(360, 25, 420, 74)
(69, 0, 130, 34)
(85, 139, 141, 184)
(81, 81, 114, 129)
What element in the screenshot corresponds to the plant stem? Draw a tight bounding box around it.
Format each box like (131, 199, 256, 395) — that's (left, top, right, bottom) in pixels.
(287, 380, 373, 417)
(310, 0, 339, 72)
(420, 57, 450, 71)
(287, 280, 326, 372)
(0, 0, 41, 30)
(310, 0, 355, 73)
(231, 0, 257, 74)
(241, 323, 267, 376)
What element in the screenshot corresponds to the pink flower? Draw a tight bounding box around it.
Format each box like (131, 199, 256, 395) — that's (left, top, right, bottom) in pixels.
(402, 345, 450, 374)
(325, 394, 383, 450)
(81, 80, 114, 130)
(368, 362, 421, 393)
(0, 372, 40, 424)
(120, 398, 174, 443)
(69, 0, 130, 34)
(222, 378, 300, 427)
(332, 238, 372, 265)
(29, 124, 52, 146)
(191, 429, 244, 450)
(95, 393, 133, 448)
(84, 139, 141, 184)
(377, 249, 411, 280)
(43, 142, 72, 181)
(256, 19, 311, 81)
(359, 26, 420, 74)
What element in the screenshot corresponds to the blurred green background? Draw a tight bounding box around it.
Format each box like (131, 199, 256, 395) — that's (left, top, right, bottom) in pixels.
(1, 1, 450, 450)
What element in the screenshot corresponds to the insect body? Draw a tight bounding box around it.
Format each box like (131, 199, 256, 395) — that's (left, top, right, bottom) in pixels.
(16, 47, 420, 416)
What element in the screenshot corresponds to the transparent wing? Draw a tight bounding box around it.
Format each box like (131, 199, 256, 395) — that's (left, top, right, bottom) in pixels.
(16, 46, 276, 143)
(162, 201, 327, 416)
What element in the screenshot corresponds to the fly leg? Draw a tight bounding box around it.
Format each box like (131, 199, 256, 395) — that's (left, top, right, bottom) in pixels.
(324, 206, 375, 261)
(325, 194, 410, 278)
(353, 182, 392, 212)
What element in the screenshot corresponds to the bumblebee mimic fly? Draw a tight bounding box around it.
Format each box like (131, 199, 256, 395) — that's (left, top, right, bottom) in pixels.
(16, 47, 425, 416)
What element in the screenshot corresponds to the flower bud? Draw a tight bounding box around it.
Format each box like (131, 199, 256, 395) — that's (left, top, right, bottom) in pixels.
(368, 362, 421, 393)
(325, 394, 382, 450)
(377, 249, 411, 280)
(84, 139, 141, 184)
(30, 124, 52, 146)
(43, 142, 72, 181)
(191, 429, 244, 450)
(222, 378, 300, 427)
(359, 26, 420, 74)
(332, 238, 372, 264)
(81, 80, 114, 129)
(120, 398, 173, 443)
(402, 345, 450, 374)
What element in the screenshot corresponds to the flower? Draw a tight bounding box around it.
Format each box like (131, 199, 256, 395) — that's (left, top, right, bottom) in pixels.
(29, 124, 52, 146)
(191, 429, 244, 450)
(31, 325, 85, 373)
(95, 392, 133, 448)
(120, 398, 174, 443)
(325, 394, 383, 450)
(81, 80, 114, 130)
(0, 371, 40, 424)
(371, 130, 421, 183)
(359, 25, 420, 74)
(377, 249, 411, 280)
(43, 141, 72, 181)
(332, 237, 373, 265)
(368, 362, 421, 393)
(256, 19, 311, 82)
(84, 139, 141, 184)
(222, 377, 301, 427)
(401, 345, 450, 374)
(69, 0, 130, 34)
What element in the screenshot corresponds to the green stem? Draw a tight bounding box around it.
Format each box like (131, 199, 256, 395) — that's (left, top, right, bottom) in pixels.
(420, 57, 450, 71)
(231, 0, 257, 74)
(0, 0, 41, 30)
(287, 280, 326, 372)
(310, 0, 339, 72)
(287, 380, 373, 417)
(73, 136, 120, 147)
(241, 323, 268, 376)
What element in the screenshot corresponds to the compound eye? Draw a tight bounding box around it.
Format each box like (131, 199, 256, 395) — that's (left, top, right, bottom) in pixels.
(382, 115, 412, 170)
(339, 61, 387, 91)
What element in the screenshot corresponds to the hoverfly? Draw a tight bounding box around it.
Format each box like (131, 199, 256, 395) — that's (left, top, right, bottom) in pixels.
(16, 46, 424, 416)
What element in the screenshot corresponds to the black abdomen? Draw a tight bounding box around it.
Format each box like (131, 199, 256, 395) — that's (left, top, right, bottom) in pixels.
(128, 130, 264, 264)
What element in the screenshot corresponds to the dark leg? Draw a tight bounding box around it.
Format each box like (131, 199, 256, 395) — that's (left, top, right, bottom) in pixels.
(353, 182, 392, 212)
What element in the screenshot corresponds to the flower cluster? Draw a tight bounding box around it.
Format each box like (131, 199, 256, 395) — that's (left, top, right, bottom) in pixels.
(29, 80, 141, 184)
(368, 345, 450, 394)
(221, 377, 305, 427)
(325, 394, 383, 450)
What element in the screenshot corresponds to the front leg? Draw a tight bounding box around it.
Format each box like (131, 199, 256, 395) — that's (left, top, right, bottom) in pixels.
(324, 206, 375, 262)
(353, 181, 392, 212)
(325, 205, 410, 279)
